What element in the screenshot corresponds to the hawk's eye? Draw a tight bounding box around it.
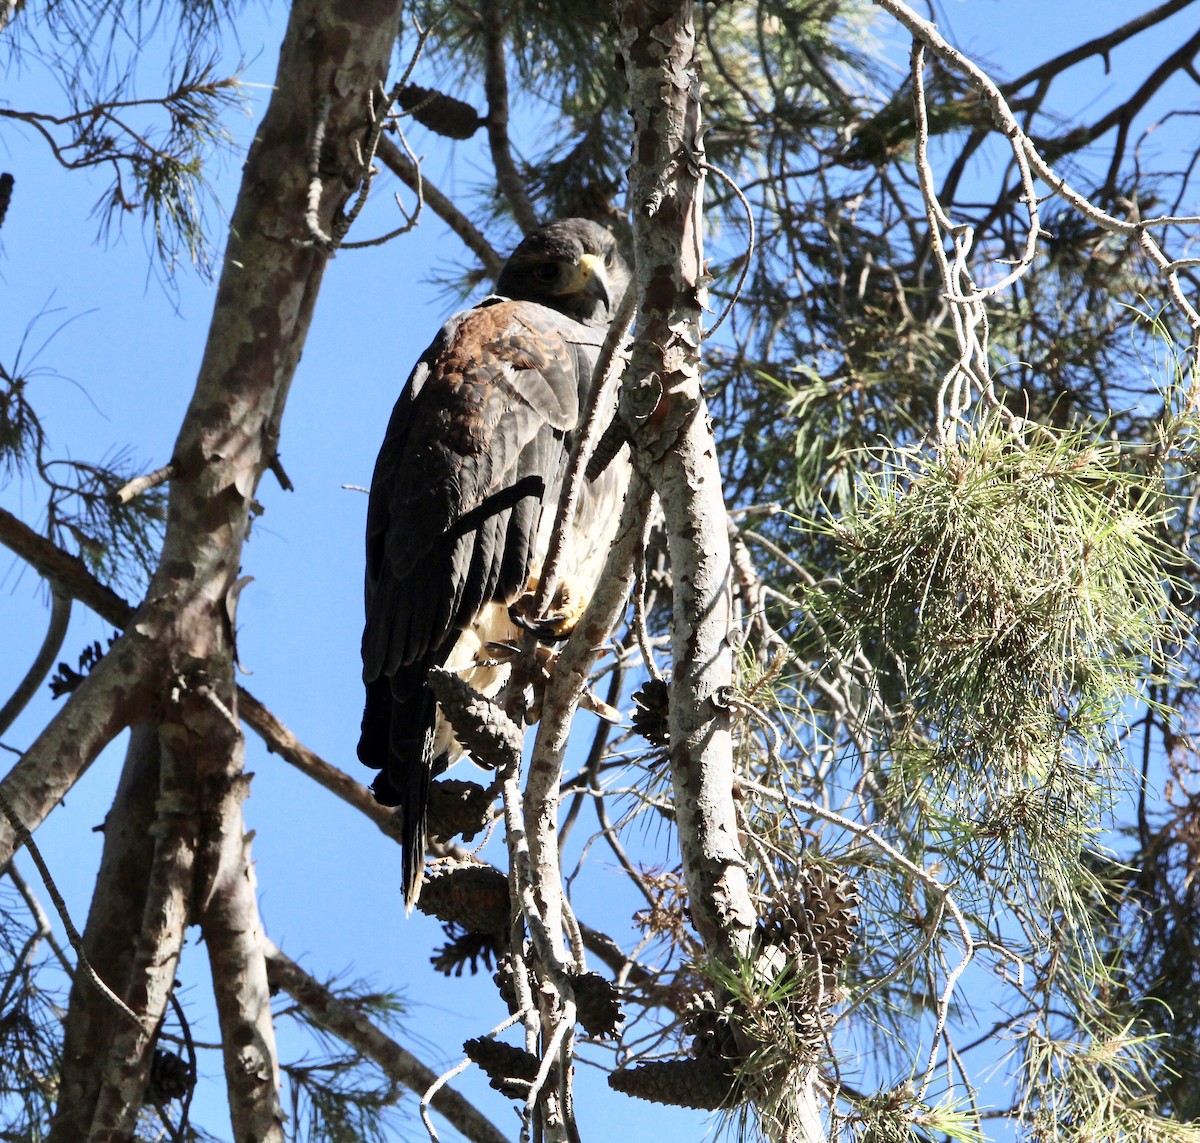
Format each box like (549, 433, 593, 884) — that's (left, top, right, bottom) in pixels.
(533, 263, 560, 283)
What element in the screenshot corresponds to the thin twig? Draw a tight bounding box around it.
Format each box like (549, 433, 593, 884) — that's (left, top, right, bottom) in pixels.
(376, 135, 503, 276)
(522, 1006, 576, 1143)
(534, 280, 637, 617)
(0, 784, 145, 1031)
(702, 160, 755, 340)
(877, 0, 1200, 336)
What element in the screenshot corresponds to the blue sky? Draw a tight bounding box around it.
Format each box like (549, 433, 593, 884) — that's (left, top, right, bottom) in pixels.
(1, 0, 1197, 1138)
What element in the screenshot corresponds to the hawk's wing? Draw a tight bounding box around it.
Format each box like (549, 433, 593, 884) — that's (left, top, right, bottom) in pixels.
(358, 297, 607, 898)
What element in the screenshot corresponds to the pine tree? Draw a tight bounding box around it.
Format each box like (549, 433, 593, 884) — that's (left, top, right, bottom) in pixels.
(1, 0, 1199, 1139)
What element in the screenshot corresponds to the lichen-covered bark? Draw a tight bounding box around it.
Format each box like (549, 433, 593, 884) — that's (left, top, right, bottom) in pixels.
(615, 5, 825, 1136)
(615, 0, 755, 960)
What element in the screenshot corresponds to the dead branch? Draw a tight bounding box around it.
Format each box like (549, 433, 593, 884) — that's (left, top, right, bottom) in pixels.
(534, 280, 636, 617)
(876, 0, 1200, 335)
(111, 462, 176, 506)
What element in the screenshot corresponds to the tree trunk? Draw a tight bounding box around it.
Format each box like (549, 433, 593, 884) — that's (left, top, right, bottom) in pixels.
(50, 725, 162, 1140)
(41, 0, 407, 1135)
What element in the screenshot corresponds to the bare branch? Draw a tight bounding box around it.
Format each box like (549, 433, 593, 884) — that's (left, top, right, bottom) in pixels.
(265, 941, 511, 1143)
(0, 505, 133, 627)
(0, 585, 71, 737)
(480, 0, 540, 234)
(110, 462, 176, 507)
(238, 688, 404, 840)
(875, 0, 1200, 334)
(1002, 0, 1199, 97)
(376, 135, 504, 277)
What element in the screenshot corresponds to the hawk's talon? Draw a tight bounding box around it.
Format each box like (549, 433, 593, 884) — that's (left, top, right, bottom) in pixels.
(508, 586, 581, 641)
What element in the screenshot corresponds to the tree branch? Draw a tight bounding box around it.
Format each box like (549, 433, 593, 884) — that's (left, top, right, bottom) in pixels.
(195, 736, 284, 1139)
(264, 941, 511, 1143)
(47, 726, 171, 1140)
(480, 0, 540, 234)
(238, 688, 405, 840)
(1002, 0, 1199, 96)
(616, 0, 756, 961)
(0, 634, 151, 871)
(376, 135, 503, 277)
(0, 505, 133, 627)
(0, 585, 71, 737)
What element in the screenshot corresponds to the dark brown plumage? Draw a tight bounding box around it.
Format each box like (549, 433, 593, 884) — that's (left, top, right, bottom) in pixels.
(359, 219, 631, 909)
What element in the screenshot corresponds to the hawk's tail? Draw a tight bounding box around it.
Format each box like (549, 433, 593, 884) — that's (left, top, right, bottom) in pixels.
(358, 676, 436, 911)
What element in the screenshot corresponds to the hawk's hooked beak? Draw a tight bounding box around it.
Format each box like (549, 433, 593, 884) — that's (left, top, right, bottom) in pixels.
(577, 252, 612, 312)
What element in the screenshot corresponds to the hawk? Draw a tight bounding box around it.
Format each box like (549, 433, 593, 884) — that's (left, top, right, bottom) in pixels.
(359, 218, 631, 908)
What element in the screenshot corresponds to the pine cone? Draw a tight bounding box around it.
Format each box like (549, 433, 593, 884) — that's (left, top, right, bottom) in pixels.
(417, 862, 510, 933)
(431, 926, 505, 977)
(396, 83, 482, 139)
(494, 951, 531, 1016)
(631, 678, 671, 748)
(683, 990, 739, 1061)
(571, 971, 624, 1038)
(427, 669, 523, 770)
(609, 1057, 738, 1110)
(464, 1037, 541, 1098)
(759, 864, 860, 974)
(426, 779, 491, 843)
(145, 1048, 194, 1104)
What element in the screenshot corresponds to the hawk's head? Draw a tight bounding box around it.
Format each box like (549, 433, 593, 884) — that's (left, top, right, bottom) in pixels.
(496, 218, 630, 325)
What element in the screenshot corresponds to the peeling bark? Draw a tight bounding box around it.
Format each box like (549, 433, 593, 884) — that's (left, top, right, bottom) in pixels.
(29, 0, 407, 1135)
(615, 0, 755, 962)
(615, 3, 825, 1137)
(49, 724, 161, 1141)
